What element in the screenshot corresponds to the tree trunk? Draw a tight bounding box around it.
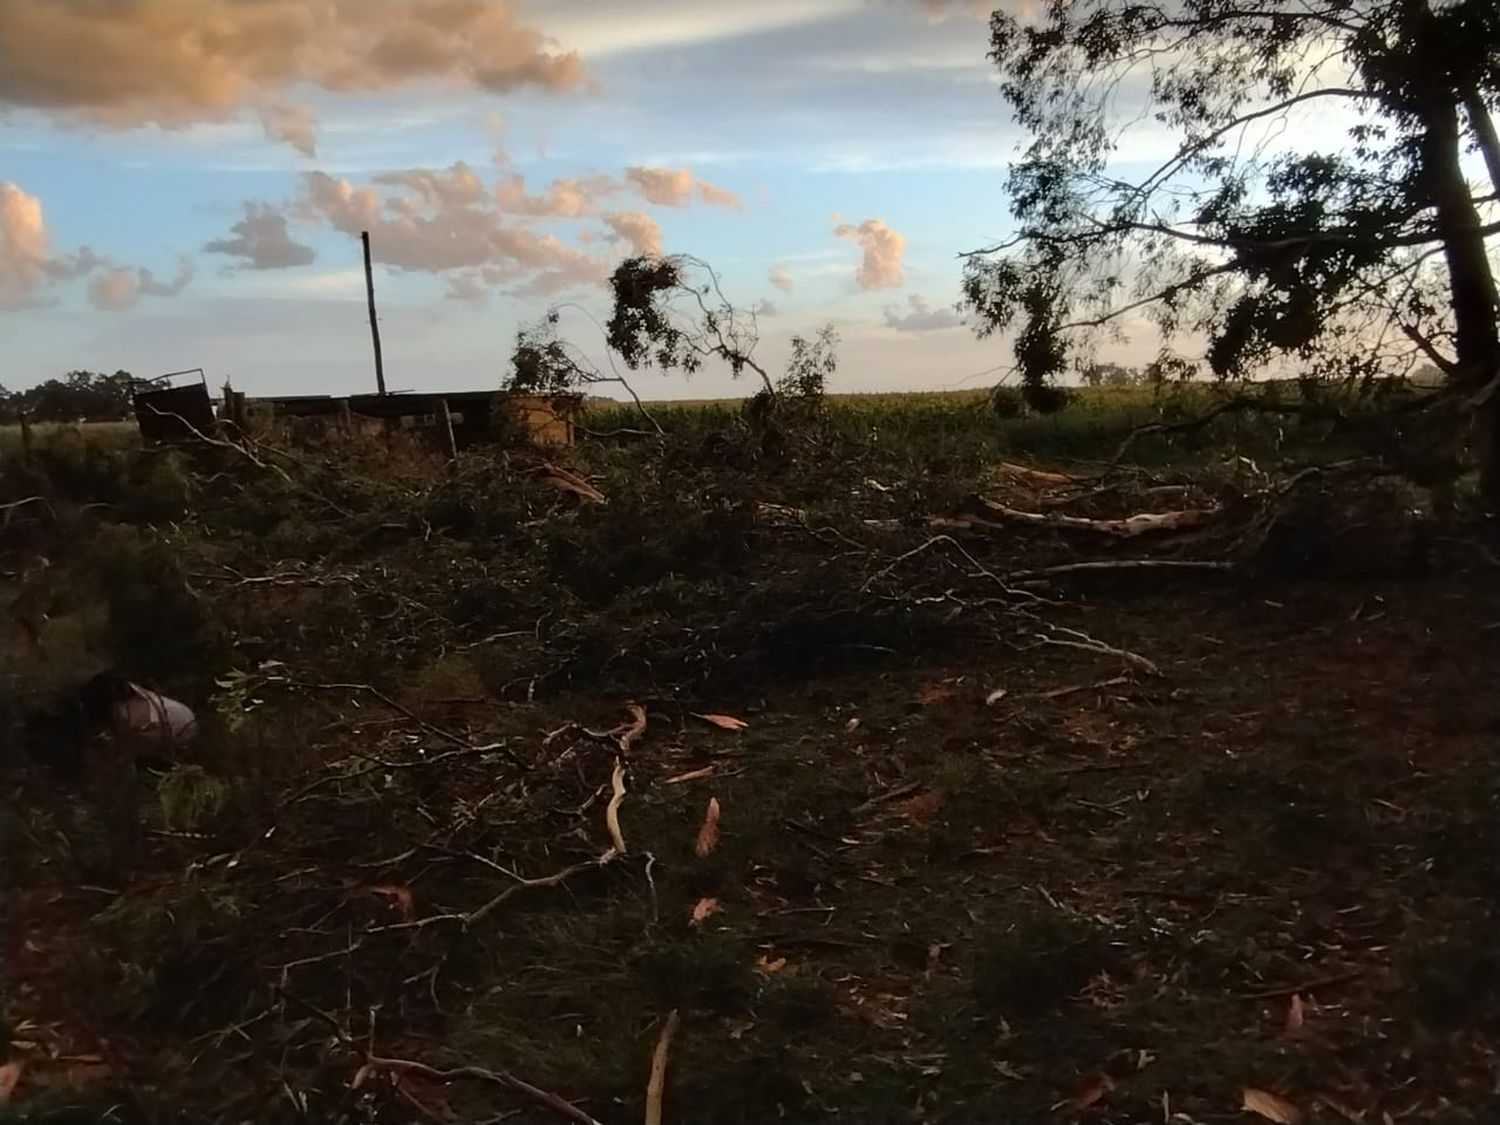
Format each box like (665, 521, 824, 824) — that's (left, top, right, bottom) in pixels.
(1419, 95, 1500, 506)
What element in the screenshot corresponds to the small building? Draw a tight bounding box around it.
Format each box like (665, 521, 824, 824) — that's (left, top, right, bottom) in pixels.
(255, 390, 583, 448)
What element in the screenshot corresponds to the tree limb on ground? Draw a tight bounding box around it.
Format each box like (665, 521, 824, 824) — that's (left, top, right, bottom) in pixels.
(366, 1054, 604, 1125)
(976, 496, 1217, 537)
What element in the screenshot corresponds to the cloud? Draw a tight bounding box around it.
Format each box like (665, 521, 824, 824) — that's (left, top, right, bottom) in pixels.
(0, 0, 586, 151)
(883, 292, 964, 332)
(0, 180, 53, 309)
(768, 262, 794, 292)
(833, 216, 906, 289)
(696, 180, 742, 209)
(295, 168, 610, 294)
(444, 273, 490, 307)
(204, 203, 317, 270)
(602, 211, 663, 256)
(624, 165, 740, 209)
(374, 162, 487, 209)
(2, 179, 190, 311)
(753, 298, 779, 317)
(257, 103, 318, 157)
(494, 171, 620, 217)
(87, 257, 196, 312)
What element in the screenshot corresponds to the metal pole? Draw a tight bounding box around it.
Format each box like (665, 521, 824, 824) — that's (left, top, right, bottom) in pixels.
(361, 231, 387, 396)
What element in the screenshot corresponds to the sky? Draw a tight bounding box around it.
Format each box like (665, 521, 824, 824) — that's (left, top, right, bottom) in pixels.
(0, 0, 1370, 400)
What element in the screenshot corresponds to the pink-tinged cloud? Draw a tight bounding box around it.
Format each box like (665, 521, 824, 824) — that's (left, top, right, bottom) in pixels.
(625, 165, 740, 209)
(86, 258, 195, 312)
(0, 180, 52, 308)
(296, 169, 611, 293)
(0, 0, 586, 152)
(768, 262, 794, 292)
(2, 179, 192, 311)
(602, 211, 663, 256)
(833, 216, 906, 290)
(204, 203, 316, 270)
(494, 171, 620, 217)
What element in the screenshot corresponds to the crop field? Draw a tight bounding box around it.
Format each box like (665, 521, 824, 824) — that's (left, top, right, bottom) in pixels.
(1, 383, 1495, 1124)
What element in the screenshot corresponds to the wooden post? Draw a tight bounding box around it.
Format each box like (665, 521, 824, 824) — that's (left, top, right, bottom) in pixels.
(338, 399, 354, 434)
(18, 411, 33, 458)
(436, 399, 458, 462)
(361, 231, 387, 396)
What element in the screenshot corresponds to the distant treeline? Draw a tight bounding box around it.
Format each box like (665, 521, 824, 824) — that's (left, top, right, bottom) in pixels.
(0, 371, 133, 424)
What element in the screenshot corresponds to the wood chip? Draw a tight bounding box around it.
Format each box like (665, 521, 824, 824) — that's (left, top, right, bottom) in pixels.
(690, 897, 719, 925)
(694, 713, 748, 731)
(1284, 993, 1305, 1035)
(664, 766, 716, 785)
(643, 1010, 680, 1125)
(1242, 1087, 1302, 1124)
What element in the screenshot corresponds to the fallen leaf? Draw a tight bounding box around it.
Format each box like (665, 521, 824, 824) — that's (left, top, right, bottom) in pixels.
(843, 716, 861, 733)
(369, 885, 415, 919)
(893, 791, 944, 824)
(694, 797, 722, 856)
(695, 713, 748, 731)
(664, 766, 715, 785)
(1242, 1087, 1302, 1124)
(985, 686, 1009, 706)
(0, 1062, 21, 1105)
(1068, 1071, 1114, 1110)
(755, 954, 788, 974)
(1285, 993, 1305, 1035)
(915, 681, 956, 705)
(690, 897, 719, 925)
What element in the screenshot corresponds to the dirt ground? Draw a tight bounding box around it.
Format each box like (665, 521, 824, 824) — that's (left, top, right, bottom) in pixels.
(6, 570, 1497, 1123)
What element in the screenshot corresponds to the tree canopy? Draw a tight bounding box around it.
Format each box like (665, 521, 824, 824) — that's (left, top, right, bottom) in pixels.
(0, 370, 134, 424)
(962, 0, 1500, 493)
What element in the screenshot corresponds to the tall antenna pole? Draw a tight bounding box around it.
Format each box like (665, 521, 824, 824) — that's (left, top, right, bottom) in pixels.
(361, 230, 387, 396)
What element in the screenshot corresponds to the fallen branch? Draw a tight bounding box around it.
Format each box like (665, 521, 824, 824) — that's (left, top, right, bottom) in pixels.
(367, 1054, 603, 1125)
(1105, 396, 1322, 467)
(643, 1010, 680, 1125)
(140, 404, 294, 484)
(1007, 559, 1234, 582)
(464, 855, 617, 927)
(1239, 970, 1362, 1000)
(976, 496, 1216, 537)
(294, 680, 528, 770)
(860, 533, 1038, 601)
(1038, 626, 1161, 676)
(604, 757, 628, 855)
(997, 460, 1078, 485)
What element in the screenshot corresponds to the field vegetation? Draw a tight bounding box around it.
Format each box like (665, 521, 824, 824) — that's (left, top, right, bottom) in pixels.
(2, 373, 1495, 1123)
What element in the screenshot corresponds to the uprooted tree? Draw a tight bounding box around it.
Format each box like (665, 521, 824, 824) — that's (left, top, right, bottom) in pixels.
(960, 0, 1500, 501)
(510, 254, 839, 422)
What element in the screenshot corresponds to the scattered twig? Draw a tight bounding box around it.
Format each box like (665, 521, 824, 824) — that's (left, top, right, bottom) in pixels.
(1007, 559, 1234, 582)
(1042, 675, 1130, 699)
(293, 680, 527, 770)
(1239, 970, 1362, 1000)
(604, 757, 629, 855)
(367, 1054, 603, 1125)
(1037, 625, 1161, 676)
(643, 1010, 680, 1125)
